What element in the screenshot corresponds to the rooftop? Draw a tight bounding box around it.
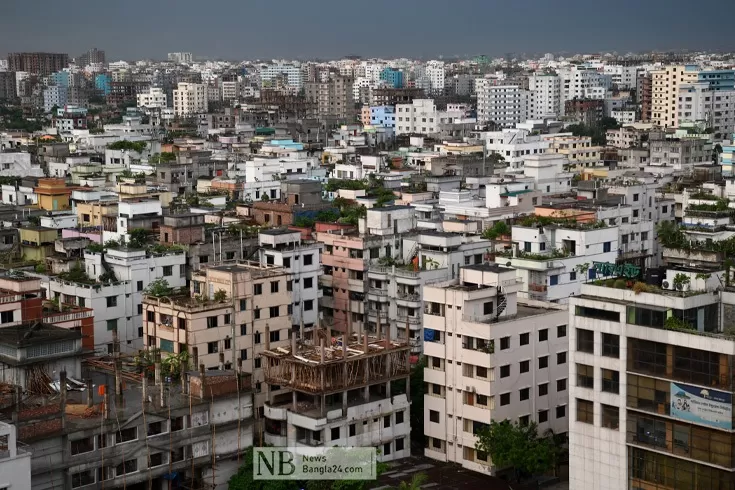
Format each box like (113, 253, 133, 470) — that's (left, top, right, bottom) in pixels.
(463, 263, 515, 274)
(261, 334, 408, 364)
(259, 228, 299, 236)
(0, 322, 82, 348)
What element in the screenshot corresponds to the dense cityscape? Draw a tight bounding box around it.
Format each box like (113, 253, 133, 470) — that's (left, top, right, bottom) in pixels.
(0, 42, 734, 490)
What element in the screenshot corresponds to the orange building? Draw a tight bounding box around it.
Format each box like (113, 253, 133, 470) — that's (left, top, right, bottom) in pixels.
(34, 178, 71, 211)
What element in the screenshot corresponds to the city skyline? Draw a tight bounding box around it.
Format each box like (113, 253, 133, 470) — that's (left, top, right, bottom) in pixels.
(1, 0, 734, 61)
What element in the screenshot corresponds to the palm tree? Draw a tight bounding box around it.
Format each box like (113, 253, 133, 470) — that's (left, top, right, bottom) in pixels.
(395, 473, 428, 490)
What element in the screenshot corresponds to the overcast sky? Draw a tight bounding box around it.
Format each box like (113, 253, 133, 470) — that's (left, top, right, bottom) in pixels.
(1, 0, 732, 61)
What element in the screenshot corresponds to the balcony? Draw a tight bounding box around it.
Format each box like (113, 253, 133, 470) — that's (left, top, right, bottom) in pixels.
(396, 315, 421, 326)
(366, 308, 388, 321)
(367, 287, 388, 299)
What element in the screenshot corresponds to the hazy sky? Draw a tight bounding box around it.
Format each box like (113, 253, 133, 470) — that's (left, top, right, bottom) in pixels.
(1, 0, 733, 61)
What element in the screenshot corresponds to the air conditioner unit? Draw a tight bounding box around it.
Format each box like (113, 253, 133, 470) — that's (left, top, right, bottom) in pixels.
(662, 280, 670, 289)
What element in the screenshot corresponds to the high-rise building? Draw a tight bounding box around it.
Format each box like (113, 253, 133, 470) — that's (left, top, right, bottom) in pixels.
(136, 86, 167, 109)
(475, 81, 530, 128)
(529, 73, 563, 118)
(76, 47, 106, 66)
(0, 71, 16, 101)
(569, 269, 735, 490)
(304, 76, 355, 121)
(423, 264, 569, 472)
(167, 52, 193, 64)
(651, 65, 700, 128)
(380, 67, 404, 88)
(7, 52, 69, 76)
(172, 82, 208, 116)
(425, 60, 445, 94)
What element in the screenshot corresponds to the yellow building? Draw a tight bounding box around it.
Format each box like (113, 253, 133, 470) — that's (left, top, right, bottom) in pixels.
(20, 226, 57, 261)
(34, 178, 71, 211)
(75, 201, 118, 227)
(651, 65, 700, 128)
(545, 135, 602, 169)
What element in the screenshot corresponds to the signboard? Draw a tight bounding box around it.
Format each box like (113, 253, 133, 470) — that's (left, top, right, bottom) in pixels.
(592, 261, 641, 279)
(670, 382, 732, 430)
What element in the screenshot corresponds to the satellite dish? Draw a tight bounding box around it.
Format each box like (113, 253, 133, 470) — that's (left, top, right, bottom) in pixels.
(662, 280, 670, 289)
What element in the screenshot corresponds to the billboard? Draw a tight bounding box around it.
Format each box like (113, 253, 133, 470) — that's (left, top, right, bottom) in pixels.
(670, 382, 732, 430)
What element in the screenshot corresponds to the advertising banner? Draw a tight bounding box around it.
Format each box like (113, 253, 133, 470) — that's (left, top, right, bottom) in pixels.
(670, 382, 732, 430)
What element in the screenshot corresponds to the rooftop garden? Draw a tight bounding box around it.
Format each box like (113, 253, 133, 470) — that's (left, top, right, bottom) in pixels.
(481, 221, 510, 240)
(688, 191, 719, 201)
(497, 248, 572, 260)
(589, 273, 711, 299)
(516, 214, 608, 230)
(686, 198, 731, 213)
(107, 140, 147, 153)
(658, 221, 735, 257)
(149, 152, 177, 164)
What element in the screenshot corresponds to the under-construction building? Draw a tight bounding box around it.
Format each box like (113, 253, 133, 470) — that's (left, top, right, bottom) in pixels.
(260, 326, 411, 462)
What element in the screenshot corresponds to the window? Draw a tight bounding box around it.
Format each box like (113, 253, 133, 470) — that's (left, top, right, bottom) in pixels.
(633, 193, 639, 201)
(556, 405, 566, 419)
(147, 311, 155, 322)
(539, 410, 549, 423)
(538, 356, 548, 369)
(240, 299, 247, 311)
(557, 378, 567, 392)
(603, 241, 611, 253)
(149, 453, 164, 467)
(601, 404, 619, 430)
(550, 275, 559, 286)
(577, 364, 594, 389)
(539, 329, 548, 342)
(70, 437, 95, 455)
(602, 333, 620, 358)
(576, 399, 594, 424)
(208, 342, 218, 354)
(163, 265, 173, 276)
(349, 424, 356, 437)
(577, 328, 594, 353)
(269, 306, 280, 318)
(116, 427, 137, 444)
(500, 365, 510, 378)
(207, 316, 218, 328)
(304, 300, 314, 311)
(255, 358, 261, 368)
(283, 257, 290, 268)
(254, 284, 262, 295)
(72, 470, 95, 488)
(557, 352, 567, 365)
(240, 349, 248, 360)
(396, 437, 405, 452)
(137, 280, 144, 291)
(557, 325, 567, 337)
(601, 369, 619, 394)
(570, 271, 577, 281)
(254, 309, 261, 320)
(539, 383, 548, 396)
(575, 306, 619, 322)
(116, 459, 137, 476)
(500, 336, 510, 350)
(224, 314, 231, 324)
(303, 277, 313, 289)
(331, 427, 340, 440)
(520, 388, 529, 401)
(500, 393, 510, 406)
(429, 410, 440, 423)
(520, 332, 529, 345)
(520, 360, 529, 373)
(384, 415, 391, 428)
(270, 281, 279, 293)
(106, 319, 118, 331)
(106, 296, 117, 307)
(303, 254, 313, 265)
(483, 301, 493, 315)
(137, 304, 143, 315)
(224, 338, 231, 350)
(269, 330, 281, 342)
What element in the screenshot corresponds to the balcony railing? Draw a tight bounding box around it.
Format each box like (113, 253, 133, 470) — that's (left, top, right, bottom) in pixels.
(397, 292, 421, 302)
(396, 315, 421, 325)
(368, 287, 387, 296)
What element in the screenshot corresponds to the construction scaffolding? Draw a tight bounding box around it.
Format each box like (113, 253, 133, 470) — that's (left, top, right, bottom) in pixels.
(261, 331, 410, 396)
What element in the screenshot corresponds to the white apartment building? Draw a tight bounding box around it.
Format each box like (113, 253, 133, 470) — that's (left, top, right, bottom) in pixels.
(602, 65, 641, 90)
(172, 82, 208, 117)
(167, 52, 193, 63)
(498, 222, 618, 303)
(221, 80, 240, 101)
(46, 247, 186, 353)
(678, 82, 735, 139)
(523, 153, 574, 194)
(476, 81, 530, 128)
(395, 99, 440, 135)
(475, 128, 549, 173)
(545, 134, 602, 169)
(136, 86, 167, 110)
(43, 85, 67, 113)
(261, 62, 303, 90)
(0, 152, 44, 178)
(426, 60, 445, 93)
(569, 276, 735, 490)
(258, 229, 322, 333)
(423, 264, 569, 474)
(529, 73, 563, 118)
(559, 66, 612, 102)
(651, 65, 700, 128)
(0, 421, 31, 489)
(611, 109, 637, 125)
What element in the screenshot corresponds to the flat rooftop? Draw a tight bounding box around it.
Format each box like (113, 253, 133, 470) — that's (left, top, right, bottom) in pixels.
(463, 263, 515, 274)
(259, 228, 299, 236)
(0, 322, 82, 348)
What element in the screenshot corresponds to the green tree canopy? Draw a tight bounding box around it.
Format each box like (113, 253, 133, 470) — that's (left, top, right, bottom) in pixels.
(475, 420, 556, 483)
(144, 278, 173, 298)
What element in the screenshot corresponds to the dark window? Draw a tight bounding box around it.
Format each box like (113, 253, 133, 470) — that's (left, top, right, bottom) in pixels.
(349, 424, 356, 437)
(384, 415, 391, 428)
(207, 316, 218, 328)
(520, 332, 529, 345)
(304, 300, 314, 311)
(116, 427, 137, 444)
(520, 388, 529, 401)
(601, 404, 619, 430)
(539, 329, 548, 341)
(149, 453, 164, 467)
(163, 265, 173, 276)
(603, 242, 611, 253)
(577, 328, 594, 353)
(270, 281, 279, 293)
(557, 352, 567, 364)
(224, 338, 231, 350)
(539, 383, 548, 396)
(539, 410, 549, 423)
(207, 342, 218, 354)
(556, 405, 566, 419)
(137, 280, 144, 291)
(557, 378, 567, 391)
(538, 356, 548, 369)
(304, 277, 313, 289)
(70, 437, 94, 455)
(303, 254, 313, 265)
(224, 313, 231, 324)
(429, 410, 440, 423)
(254, 284, 262, 295)
(601, 369, 619, 394)
(557, 325, 567, 337)
(396, 437, 404, 452)
(500, 336, 510, 350)
(106, 296, 117, 307)
(602, 333, 620, 358)
(577, 364, 594, 389)
(500, 365, 510, 378)
(576, 399, 594, 424)
(520, 360, 529, 373)
(269, 330, 281, 342)
(500, 393, 510, 406)
(483, 302, 493, 315)
(269, 306, 280, 318)
(254, 309, 261, 320)
(148, 421, 164, 436)
(240, 299, 247, 311)
(396, 411, 404, 424)
(240, 324, 247, 335)
(116, 459, 137, 476)
(331, 427, 340, 440)
(576, 306, 619, 322)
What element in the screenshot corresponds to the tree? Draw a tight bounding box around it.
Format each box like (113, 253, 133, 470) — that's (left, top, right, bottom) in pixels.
(127, 228, 149, 249)
(214, 289, 228, 302)
(712, 143, 723, 165)
(481, 221, 510, 240)
(144, 278, 173, 298)
(475, 420, 556, 483)
(395, 473, 428, 490)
